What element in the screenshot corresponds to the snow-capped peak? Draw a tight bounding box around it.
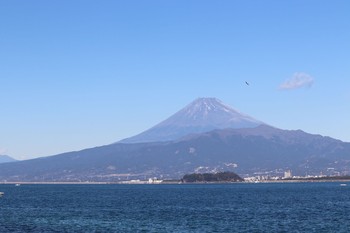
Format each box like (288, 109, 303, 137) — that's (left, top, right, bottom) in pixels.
(120, 97, 265, 143)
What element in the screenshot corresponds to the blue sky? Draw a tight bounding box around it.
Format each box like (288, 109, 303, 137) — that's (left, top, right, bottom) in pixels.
(1, 1, 349, 160)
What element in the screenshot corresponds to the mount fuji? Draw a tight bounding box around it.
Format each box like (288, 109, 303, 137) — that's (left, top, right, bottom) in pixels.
(1, 97, 350, 182)
(121, 97, 264, 143)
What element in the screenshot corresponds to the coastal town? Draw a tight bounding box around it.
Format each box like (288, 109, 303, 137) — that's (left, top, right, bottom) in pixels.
(111, 170, 350, 184)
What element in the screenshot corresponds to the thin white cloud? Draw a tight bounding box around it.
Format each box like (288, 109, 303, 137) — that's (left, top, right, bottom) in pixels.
(279, 72, 314, 90)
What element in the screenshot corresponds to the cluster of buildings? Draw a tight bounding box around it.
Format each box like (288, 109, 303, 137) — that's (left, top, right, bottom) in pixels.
(243, 170, 333, 182)
(119, 178, 163, 184)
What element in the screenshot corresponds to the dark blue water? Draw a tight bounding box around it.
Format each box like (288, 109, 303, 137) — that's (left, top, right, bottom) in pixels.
(1, 183, 350, 232)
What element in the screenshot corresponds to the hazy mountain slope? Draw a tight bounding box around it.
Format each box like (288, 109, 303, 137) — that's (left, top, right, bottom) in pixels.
(0, 155, 17, 163)
(120, 98, 263, 143)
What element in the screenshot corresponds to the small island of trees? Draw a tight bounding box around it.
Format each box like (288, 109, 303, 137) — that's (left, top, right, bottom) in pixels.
(182, 171, 243, 183)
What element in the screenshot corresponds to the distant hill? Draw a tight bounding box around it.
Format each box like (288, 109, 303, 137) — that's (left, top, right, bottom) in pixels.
(182, 171, 243, 183)
(0, 155, 17, 164)
(120, 98, 263, 143)
(0, 125, 349, 182)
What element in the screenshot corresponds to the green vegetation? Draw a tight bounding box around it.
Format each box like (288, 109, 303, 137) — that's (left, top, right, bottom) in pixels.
(182, 171, 243, 183)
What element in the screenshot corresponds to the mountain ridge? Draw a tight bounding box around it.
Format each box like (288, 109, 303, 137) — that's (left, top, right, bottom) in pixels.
(0, 125, 349, 181)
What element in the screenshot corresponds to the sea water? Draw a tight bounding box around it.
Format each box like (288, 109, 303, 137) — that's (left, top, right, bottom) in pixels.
(0, 182, 350, 232)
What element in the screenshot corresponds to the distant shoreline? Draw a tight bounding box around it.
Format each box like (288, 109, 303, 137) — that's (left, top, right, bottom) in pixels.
(1, 179, 350, 185)
(0, 182, 111, 185)
(246, 179, 350, 184)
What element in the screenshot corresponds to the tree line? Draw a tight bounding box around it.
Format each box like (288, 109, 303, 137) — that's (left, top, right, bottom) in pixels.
(182, 171, 243, 183)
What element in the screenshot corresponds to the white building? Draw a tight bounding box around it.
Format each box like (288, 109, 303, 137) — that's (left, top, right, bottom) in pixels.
(284, 170, 292, 179)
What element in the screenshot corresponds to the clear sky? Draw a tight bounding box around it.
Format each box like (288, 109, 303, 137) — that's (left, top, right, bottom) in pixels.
(1, 1, 349, 160)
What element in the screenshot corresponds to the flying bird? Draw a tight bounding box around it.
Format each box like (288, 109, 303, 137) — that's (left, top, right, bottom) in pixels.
(245, 81, 249, 86)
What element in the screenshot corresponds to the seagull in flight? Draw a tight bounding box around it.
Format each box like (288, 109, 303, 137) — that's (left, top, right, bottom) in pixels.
(245, 81, 249, 86)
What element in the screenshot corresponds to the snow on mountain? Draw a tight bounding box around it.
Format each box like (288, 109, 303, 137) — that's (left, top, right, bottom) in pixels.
(120, 97, 264, 143)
